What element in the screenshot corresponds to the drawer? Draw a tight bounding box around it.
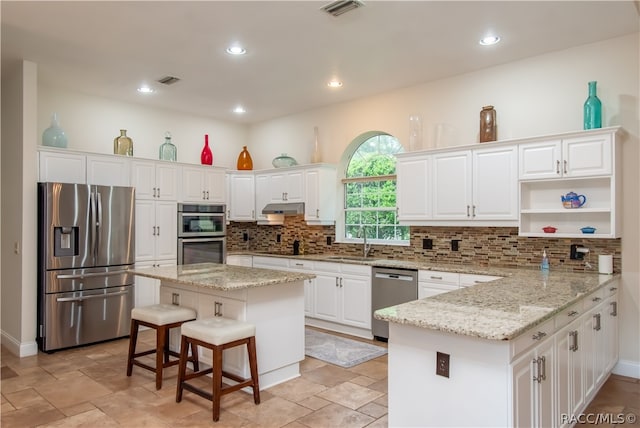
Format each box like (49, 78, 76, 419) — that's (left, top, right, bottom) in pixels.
(288, 259, 314, 271)
(418, 270, 459, 285)
(604, 281, 620, 296)
(554, 301, 584, 329)
(340, 263, 371, 277)
(459, 274, 502, 287)
(584, 288, 606, 311)
(313, 261, 342, 274)
(511, 318, 555, 359)
(252, 256, 289, 269)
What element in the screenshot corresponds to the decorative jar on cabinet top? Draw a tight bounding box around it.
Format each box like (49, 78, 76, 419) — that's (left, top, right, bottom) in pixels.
(237, 146, 253, 170)
(201, 134, 213, 165)
(583, 81, 602, 130)
(42, 113, 68, 148)
(113, 129, 133, 156)
(479, 106, 496, 143)
(159, 131, 177, 161)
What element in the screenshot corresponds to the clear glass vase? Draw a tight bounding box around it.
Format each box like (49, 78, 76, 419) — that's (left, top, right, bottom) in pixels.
(113, 129, 133, 156)
(159, 131, 177, 161)
(583, 81, 602, 130)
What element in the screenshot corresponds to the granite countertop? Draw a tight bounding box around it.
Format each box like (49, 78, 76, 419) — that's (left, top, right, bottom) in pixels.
(131, 263, 314, 292)
(231, 251, 619, 341)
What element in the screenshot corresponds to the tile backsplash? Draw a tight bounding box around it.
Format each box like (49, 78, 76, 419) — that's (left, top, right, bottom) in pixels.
(227, 216, 621, 273)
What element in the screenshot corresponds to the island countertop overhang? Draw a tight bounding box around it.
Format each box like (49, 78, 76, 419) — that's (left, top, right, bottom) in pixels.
(131, 262, 314, 292)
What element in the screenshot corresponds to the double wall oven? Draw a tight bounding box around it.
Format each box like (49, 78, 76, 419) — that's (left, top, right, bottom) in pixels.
(177, 203, 226, 265)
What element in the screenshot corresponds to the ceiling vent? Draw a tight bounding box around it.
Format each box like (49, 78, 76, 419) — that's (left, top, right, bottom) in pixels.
(157, 76, 180, 85)
(321, 0, 365, 17)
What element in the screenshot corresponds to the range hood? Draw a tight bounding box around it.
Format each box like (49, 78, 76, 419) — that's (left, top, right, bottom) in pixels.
(262, 202, 305, 215)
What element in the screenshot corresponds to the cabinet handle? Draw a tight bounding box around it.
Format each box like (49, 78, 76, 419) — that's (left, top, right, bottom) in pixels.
(206, 190, 210, 200)
(316, 209, 319, 218)
(532, 358, 539, 382)
(153, 226, 157, 236)
(592, 297, 602, 302)
(539, 356, 546, 382)
(532, 357, 545, 383)
(153, 187, 157, 198)
(556, 160, 560, 175)
(532, 331, 547, 341)
(157, 187, 160, 198)
(610, 301, 618, 316)
(466, 205, 470, 217)
(569, 330, 579, 352)
(295, 263, 304, 266)
(593, 313, 601, 331)
(609, 287, 617, 292)
(430, 276, 443, 280)
(202, 190, 206, 199)
(335, 277, 339, 287)
(214, 301, 223, 317)
(340, 277, 343, 288)
(251, 210, 255, 218)
(157, 226, 160, 236)
(472, 205, 476, 217)
(567, 310, 579, 317)
(171, 293, 180, 306)
(564, 160, 568, 174)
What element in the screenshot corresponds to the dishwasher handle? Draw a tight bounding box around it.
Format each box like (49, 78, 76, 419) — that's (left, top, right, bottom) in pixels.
(374, 272, 415, 281)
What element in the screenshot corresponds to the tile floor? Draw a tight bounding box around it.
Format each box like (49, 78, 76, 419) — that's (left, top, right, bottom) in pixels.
(1, 328, 638, 427)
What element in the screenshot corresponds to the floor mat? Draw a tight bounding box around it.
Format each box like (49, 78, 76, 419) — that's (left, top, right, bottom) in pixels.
(304, 328, 387, 368)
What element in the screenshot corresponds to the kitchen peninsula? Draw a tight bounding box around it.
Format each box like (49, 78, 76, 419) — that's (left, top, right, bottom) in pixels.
(375, 271, 620, 427)
(131, 263, 313, 389)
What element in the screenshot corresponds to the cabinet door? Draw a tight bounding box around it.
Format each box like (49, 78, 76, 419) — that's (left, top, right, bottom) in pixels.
(313, 273, 340, 322)
(229, 174, 256, 221)
(87, 154, 130, 186)
(418, 283, 458, 299)
(432, 151, 472, 219)
(304, 278, 315, 316)
(204, 169, 226, 203)
(134, 200, 156, 262)
(38, 150, 86, 184)
(155, 163, 179, 200)
(397, 155, 432, 221)
(285, 170, 304, 202)
(557, 320, 583, 426)
(563, 133, 612, 178)
(226, 254, 253, 267)
(154, 201, 177, 260)
(133, 260, 161, 308)
(130, 160, 156, 199)
(512, 351, 536, 428)
(519, 140, 562, 180)
(536, 339, 555, 428)
(268, 172, 287, 202)
(304, 167, 337, 224)
(472, 146, 518, 220)
(181, 167, 205, 202)
(254, 174, 271, 222)
(340, 274, 371, 328)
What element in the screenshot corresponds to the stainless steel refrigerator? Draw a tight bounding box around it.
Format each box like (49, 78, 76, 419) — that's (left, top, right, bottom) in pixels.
(37, 182, 136, 352)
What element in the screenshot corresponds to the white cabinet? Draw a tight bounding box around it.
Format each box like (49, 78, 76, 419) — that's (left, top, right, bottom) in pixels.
(181, 165, 226, 203)
(133, 260, 176, 308)
(254, 170, 303, 223)
(432, 150, 472, 220)
(38, 149, 86, 183)
(225, 254, 253, 267)
(418, 270, 459, 299)
(227, 172, 256, 221)
(86, 154, 130, 186)
(130, 159, 179, 200)
(472, 146, 518, 220)
(397, 154, 432, 222)
(304, 165, 337, 225)
(519, 128, 620, 238)
(519, 133, 612, 180)
(459, 273, 503, 287)
(134, 200, 177, 262)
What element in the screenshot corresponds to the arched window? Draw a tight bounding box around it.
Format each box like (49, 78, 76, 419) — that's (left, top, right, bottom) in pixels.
(342, 132, 409, 243)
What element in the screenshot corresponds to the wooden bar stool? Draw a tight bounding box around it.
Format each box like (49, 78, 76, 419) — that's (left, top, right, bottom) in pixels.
(126, 304, 198, 390)
(176, 317, 260, 422)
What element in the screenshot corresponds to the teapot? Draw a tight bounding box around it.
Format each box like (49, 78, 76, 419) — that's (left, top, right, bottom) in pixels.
(561, 191, 587, 209)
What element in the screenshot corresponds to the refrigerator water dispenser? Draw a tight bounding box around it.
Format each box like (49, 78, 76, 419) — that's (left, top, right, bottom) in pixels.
(54, 226, 78, 257)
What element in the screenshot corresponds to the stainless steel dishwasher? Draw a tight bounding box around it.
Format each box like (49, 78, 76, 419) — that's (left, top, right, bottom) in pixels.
(371, 266, 418, 341)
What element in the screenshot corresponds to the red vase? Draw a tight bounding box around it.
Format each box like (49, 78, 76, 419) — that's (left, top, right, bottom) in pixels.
(201, 134, 213, 165)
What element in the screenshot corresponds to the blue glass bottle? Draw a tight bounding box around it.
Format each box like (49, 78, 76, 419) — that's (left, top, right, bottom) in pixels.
(42, 113, 68, 148)
(583, 81, 602, 130)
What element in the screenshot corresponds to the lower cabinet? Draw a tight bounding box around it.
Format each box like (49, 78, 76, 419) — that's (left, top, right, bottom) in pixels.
(134, 260, 175, 308)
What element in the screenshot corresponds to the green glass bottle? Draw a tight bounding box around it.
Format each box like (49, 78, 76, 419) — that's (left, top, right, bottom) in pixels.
(159, 131, 177, 161)
(583, 81, 602, 130)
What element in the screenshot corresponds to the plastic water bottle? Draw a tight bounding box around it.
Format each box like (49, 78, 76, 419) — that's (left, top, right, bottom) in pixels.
(541, 250, 550, 271)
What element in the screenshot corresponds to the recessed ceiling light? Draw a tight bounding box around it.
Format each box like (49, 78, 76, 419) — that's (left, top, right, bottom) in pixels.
(137, 85, 154, 93)
(226, 45, 247, 55)
(479, 35, 501, 46)
(327, 80, 343, 88)
(233, 106, 246, 114)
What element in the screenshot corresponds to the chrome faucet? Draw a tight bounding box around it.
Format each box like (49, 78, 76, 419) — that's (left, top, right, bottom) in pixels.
(359, 226, 372, 258)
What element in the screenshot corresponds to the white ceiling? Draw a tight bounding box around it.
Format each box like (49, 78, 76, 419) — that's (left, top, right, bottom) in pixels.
(2, 1, 638, 125)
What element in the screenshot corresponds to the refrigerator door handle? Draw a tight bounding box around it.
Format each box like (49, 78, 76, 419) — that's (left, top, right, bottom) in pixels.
(56, 290, 130, 303)
(96, 192, 102, 257)
(56, 269, 131, 280)
(90, 192, 97, 260)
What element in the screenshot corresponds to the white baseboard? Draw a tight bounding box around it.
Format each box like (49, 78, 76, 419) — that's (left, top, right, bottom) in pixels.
(1, 330, 38, 357)
(612, 359, 640, 379)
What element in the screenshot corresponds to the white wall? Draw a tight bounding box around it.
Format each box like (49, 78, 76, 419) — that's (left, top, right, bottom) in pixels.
(37, 86, 248, 169)
(247, 33, 640, 376)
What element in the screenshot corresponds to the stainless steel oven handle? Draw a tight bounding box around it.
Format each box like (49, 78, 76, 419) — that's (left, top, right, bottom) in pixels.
(56, 290, 130, 302)
(179, 237, 225, 243)
(56, 270, 130, 280)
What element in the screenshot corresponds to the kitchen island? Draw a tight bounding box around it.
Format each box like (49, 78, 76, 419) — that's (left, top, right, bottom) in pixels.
(374, 270, 620, 427)
(132, 263, 314, 389)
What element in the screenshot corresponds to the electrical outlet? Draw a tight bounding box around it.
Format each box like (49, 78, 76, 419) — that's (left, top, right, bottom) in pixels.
(326, 236, 332, 246)
(423, 238, 432, 250)
(276, 234, 281, 243)
(243, 232, 249, 242)
(451, 240, 461, 251)
(436, 352, 450, 378)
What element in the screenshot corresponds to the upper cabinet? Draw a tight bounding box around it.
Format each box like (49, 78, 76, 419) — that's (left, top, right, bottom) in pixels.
(227, 171, 256, 221)
(181, 165, 226, 203)
(86, 154, 130, 186)
(130, 159, 179, 200)
(519, 128, 620, 238)
(397, 154, 432, 222)
(38, 149, 86, 184)
(304, 165, 337, 225)
(258, 169, 305, 204)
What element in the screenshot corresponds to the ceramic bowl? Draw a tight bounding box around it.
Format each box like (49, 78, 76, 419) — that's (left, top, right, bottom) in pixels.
(542, 226, 557, 233)
(580, 226, 596, 234)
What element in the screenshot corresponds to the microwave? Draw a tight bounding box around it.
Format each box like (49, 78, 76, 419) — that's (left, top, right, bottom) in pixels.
(177, 203, 226, 238)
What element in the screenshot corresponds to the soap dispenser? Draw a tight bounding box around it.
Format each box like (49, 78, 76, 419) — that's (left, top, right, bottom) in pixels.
(541, 250, 550, 271)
